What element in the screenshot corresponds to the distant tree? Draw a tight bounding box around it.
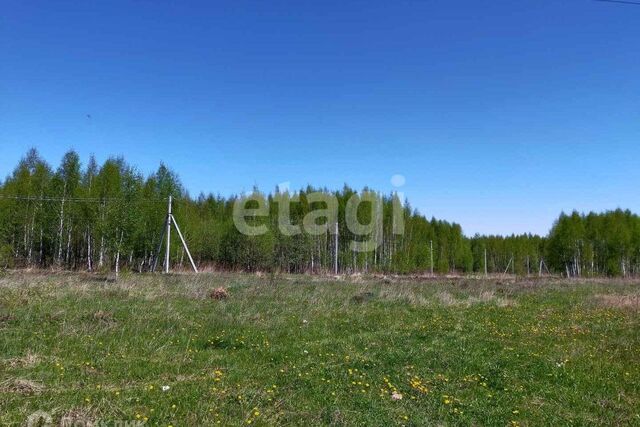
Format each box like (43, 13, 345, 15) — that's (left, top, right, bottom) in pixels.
(1, 148, 638, 277)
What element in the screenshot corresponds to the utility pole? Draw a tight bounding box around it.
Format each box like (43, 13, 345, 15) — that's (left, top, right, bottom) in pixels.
(504, 256, 513, 275)
(484, 247, 488, 276)
(173, 212, 198, 273)
(539, 258, 549, 276)
(430, 240, 434, 276)
(334, 221, 339, 275)
(165, 196, 172, 273)
(152, 195, 198, 274)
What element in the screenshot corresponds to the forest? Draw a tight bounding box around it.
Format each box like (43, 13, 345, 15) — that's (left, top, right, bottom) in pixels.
(1, 149, 639, 277)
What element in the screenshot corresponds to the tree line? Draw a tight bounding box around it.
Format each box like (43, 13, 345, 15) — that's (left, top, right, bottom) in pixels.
(1, 149, 638, 277)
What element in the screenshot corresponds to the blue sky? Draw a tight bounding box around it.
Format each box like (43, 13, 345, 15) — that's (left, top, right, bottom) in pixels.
(1, 0, 639, 236)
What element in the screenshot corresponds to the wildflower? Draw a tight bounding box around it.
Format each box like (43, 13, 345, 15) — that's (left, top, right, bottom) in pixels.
(162, 385, 170, 392)
(391, 392, 403, 401)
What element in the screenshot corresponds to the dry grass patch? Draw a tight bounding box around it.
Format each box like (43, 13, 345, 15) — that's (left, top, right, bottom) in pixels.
(436, 291, 515, 307)
(470, 290, 516, 307)
(209, 286, 229, 300)
(60, 407, 98, 427)
(594, 294, 640, 310)
(0, 311, 17, 324)
(378, 287, 429, 305)
(92, 310, 116, 323)
(0, 378, 45, 395)
(4, 350, 40, 369)
(351, 291, 376, 304)
(436, 291, 458, 306)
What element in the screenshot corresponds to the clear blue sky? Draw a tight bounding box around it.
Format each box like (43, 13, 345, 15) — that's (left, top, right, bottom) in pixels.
(1, 0, 639, 236)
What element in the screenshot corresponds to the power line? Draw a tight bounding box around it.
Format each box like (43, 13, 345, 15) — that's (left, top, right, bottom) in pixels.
(0, 195, 170, 204)
(595, 0, 640, 5)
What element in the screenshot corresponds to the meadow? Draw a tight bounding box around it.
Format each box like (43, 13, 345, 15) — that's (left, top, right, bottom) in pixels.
(1, 272, 639, 426)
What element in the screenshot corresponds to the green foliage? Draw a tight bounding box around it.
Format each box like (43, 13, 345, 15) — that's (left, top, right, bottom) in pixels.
(547, 209, 640, 277)
(0, 149, 479, 275)
(471, 234, 545, 275)
(1, 149, 638, 276)
(220, 223, 276, 272)
(0, 244, 13, 269)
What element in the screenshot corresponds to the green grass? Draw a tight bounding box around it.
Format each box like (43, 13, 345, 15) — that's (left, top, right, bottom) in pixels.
(1, 272, 639, 426)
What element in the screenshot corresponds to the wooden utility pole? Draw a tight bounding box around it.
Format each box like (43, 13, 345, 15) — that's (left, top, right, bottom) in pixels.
(334, 222, 339, 275)
(484, 248, 488, 276)
(539, 258, 549, 276)
(152, 196, 198, 273)
(173, 212, 198, 273)
(165, 196, 172, 273)
(430, 240, 434, 276)
(504, 256, 513, 275)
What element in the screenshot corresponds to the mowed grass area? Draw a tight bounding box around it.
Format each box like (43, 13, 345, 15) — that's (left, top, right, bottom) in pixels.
(1, 273, 639, 426)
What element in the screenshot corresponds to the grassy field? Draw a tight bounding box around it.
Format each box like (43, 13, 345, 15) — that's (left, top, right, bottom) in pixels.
(1, 272, 639, 426)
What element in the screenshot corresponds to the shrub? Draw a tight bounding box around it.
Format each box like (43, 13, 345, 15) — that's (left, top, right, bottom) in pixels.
(0, 244, 14, 270)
